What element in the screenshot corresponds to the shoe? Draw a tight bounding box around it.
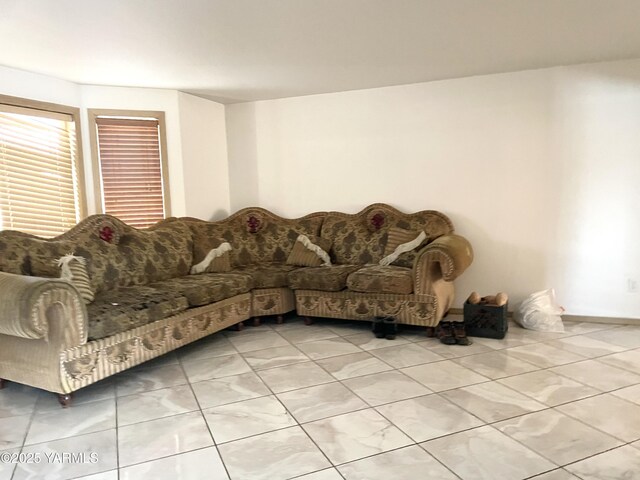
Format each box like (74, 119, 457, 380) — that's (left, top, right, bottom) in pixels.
(452, 322, 472, 346)
(383, 317, 397, 340)
(372, 317, 386, 339)
(437, 321, 456, 345)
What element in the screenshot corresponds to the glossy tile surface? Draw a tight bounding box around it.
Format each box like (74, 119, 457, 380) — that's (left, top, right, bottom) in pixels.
(119, 446, 229, 480)
(203, 395, 297, 443)
(3, 316, 640, 479)
(315, 351, 393, 380)
(338, 444, 457, 480)
(117, 384, 199, 426)
(495, 409, 622, 464)
(342, 370, 431, 406)
(14, 430, 117, 480)
(376, 394, 483, 442)
(191, 371, 271, 409)
(277, 382, 368, 423)
(422, 425, 556, 480)
(303, 409, 412, 464)
(218, 426, 330, 480)
(564, 445, 640, 480)
(117, 411, 213, 467)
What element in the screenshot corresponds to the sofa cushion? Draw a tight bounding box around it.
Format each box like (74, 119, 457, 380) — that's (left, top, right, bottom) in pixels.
(150, 273, 253, 307)
(380, 228, 428, 268)
(191, 240, 232, 274)
(57, 254, 94, 304)
(321, 204, 453, 265)
(288, 265, 362, 292)
(182, 208, 326, 267)
(0, 215, 195, 293)
(286, 235, 332, 267)
(87, 286, 189, 341)
(233, 263, 299, 288)
(347, 265, 414, 295)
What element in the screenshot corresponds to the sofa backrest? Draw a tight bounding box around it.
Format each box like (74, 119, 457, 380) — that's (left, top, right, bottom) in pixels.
(321, 203, 454, 265)
(182, 207, 326, 266)
(0, 215, 193, 293)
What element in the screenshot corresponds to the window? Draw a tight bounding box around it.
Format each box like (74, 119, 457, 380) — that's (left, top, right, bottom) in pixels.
(89, 109, 170, 229)
(0, 95, 85, 238)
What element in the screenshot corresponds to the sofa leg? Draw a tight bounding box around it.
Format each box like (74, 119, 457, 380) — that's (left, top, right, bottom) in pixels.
(0, 378, 6, 389)
(304, 316, 314, 326)
(276, 315, 284, 324)
(57, 393, 73, 408)
(252, 317, 261, 327)
(233, 322, 245, 331)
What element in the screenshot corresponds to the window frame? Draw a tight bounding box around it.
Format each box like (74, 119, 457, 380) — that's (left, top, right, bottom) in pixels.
(0, 93, 87, 233)
(87, 108, 171, 220)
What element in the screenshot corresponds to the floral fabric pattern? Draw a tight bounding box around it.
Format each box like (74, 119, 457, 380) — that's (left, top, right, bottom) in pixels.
(150, 273, 253, 307)
(322, 204, 453, 266)
(181, 208, 326, 267)
(288, 265, 362, 291)
(346, 265, 414, 295)
(87, 285, 189, 340)
(0, 215, 194, 294)
(232, 263, 299, 289)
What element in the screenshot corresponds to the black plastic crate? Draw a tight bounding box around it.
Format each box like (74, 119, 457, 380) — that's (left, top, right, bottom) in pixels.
(463, 301, 508, 339)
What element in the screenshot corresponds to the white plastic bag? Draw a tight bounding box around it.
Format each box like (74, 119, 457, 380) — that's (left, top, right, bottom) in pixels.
(514, 289, 565, 332)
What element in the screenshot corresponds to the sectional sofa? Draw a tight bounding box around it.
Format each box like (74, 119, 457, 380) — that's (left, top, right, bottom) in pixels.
(0, 203, 473, 406)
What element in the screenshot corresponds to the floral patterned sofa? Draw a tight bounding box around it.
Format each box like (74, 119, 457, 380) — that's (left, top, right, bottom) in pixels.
(0, 203, 472, 405)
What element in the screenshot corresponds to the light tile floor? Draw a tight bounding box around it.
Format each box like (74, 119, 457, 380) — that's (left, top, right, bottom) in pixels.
(1, 315, 640, 479)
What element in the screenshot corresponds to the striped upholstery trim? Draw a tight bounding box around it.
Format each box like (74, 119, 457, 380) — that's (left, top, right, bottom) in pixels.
(251, 287, 296, 316)
(58, 255, 94, 304)
(383, 228, 424, 257)
(57, 293, 252, 393)
(295, 290, 438, 327)
(190, 243, 232, 274)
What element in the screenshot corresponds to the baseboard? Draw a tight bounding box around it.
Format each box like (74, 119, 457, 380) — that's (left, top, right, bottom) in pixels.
(561, 314, 640, 326)
(450, 307, 640, 326)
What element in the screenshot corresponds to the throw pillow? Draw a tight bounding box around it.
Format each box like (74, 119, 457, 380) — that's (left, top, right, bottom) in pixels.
(379, 228, 428, 267)
(286, 234, 332, 267)
(57, 254, 94, 304)
(190, 242, 232, 274)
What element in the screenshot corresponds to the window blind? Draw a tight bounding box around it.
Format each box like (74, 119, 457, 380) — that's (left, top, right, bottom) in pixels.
(0, 105, 81, 238)
(95, 117, 166, 228)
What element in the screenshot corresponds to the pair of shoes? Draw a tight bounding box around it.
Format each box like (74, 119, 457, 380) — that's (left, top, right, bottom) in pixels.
(437, 321, 472, 346)
(452, 322, 472, 346)
(437, 321, 456, 345)
(372, 317, 397, 340)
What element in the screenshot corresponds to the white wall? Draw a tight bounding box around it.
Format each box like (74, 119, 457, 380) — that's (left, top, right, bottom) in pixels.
(226, 59, 640, 319)
(0, 66, 81, 106)
(178, 92, 230, 220)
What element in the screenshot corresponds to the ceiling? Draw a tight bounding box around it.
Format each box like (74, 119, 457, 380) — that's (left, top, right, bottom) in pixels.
(2, 0, 640, 104)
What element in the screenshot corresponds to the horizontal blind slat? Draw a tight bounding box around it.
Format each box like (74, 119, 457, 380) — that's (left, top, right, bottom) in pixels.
(95, 116, 165, 229)
(1, 105, 80, 238)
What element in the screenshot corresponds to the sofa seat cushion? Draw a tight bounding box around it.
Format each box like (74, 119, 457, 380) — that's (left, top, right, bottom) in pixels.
(87, 286, 189, 341)
(288, 265, 362, 292)
(346, 265, 414, 295)
(233, 263, 299, 288)
(150, 273, 253, 307)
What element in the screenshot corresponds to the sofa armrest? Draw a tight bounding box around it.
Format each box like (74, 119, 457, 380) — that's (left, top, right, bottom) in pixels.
(413, 234, 474, 293)
(0, 272, 88, 345)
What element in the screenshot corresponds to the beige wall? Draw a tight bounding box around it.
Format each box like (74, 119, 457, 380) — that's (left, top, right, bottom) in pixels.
(226, 59, 640, 318)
